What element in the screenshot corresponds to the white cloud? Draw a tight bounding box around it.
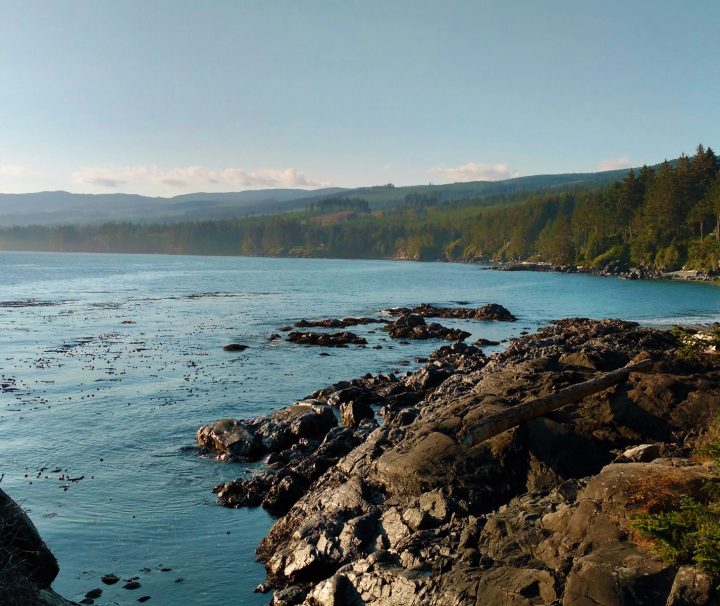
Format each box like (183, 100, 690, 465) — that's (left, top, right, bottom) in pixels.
(0, 165, 33, 177)
(72, 165, 328, 191)
(72, 166, 150, 188)
(597, 156, 633, 171)
(429, 162, 519, 183)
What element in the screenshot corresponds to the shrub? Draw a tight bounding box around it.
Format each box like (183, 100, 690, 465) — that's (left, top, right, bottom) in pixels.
(630, 418, 720, 586)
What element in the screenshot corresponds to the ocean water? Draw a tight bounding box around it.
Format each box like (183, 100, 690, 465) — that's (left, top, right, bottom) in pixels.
(0, 251, 718, 605)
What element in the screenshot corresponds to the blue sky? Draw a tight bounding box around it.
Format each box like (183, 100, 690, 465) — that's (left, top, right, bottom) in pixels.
(0, 0, 718, 195)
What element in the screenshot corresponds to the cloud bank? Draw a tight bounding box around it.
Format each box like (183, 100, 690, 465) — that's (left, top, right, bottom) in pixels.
(72, 165, 328, 191)
(429, 162, 519, 183)
(597, 156, 633, 171)
(0, 165, 33, 177)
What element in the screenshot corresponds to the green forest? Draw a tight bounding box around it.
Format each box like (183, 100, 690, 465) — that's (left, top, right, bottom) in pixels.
(2, 145, 720, 271)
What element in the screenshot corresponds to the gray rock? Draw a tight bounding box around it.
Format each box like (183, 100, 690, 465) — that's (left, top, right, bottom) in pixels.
(0, 488, 77, 606)
(271, 585, 308, 606)
(196, 418, 260, 459)
(622, 443, 661, 462)
(340, 400, 374, 428)
(666, 566, 715, 606)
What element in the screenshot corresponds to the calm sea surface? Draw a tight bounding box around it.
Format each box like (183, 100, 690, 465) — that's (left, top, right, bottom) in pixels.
(1, 252, 718, 604)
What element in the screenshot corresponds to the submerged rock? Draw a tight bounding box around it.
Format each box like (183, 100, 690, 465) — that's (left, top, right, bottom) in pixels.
(223, 343, 248, 352)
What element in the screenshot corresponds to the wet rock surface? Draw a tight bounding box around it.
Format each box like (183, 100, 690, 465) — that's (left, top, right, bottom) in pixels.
(0, 487, 78, 605)
(383, 314, 471, 341)
(386, 303, 517, 322)
(205, 317, 720, 605)
(223, 343, 248, 352)
(197, 403, 338, 462)
(287, 331, 368, 347)
(294, 318, 389, 329)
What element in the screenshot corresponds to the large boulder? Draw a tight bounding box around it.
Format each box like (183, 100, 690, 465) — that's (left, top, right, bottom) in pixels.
(196, 418, 260, 459)
(0, 488, 77, 606)
(340, 400, 374, 428)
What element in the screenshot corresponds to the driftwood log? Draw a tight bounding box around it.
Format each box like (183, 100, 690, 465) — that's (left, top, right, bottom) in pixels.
(457, 358, 654, 448)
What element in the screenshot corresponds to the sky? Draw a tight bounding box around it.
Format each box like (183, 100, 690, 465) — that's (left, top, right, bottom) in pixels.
(1, 0, 719, 196)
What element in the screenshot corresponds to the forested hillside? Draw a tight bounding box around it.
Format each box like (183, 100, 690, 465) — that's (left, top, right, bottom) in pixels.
(2, 146, 719, 271)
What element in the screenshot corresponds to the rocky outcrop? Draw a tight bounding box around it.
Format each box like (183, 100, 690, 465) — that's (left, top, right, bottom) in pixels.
(215, 422, 378, 515)
(490, 260, 720, 283)
(287, 331, 368, 347)
(386, 303, 517, 322)
(294, 318, 389, 329)
(0, 488, 78, 606)
(210, 345, 494, 515)
(233, 318, 720, 605)
(197, 402, 338, 462)
(382, 314, 471, 341)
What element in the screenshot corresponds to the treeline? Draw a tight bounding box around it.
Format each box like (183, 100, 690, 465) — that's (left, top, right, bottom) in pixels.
(1, 145, 719, 270)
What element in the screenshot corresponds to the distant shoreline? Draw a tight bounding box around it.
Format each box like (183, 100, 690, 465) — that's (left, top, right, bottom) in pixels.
(484, 260, 720, 285)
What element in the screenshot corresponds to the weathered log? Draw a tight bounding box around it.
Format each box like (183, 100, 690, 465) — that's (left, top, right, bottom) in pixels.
(457, 358, 654, 447)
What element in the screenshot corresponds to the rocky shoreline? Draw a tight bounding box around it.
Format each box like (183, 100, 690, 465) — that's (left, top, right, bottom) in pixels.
(198, 311, 720, 605)
(489, 260, 720, 284)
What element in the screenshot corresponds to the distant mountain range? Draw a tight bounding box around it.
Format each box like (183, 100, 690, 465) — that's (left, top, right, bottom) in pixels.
(0, 188, 345, 226)
(0, 166, 637, 226)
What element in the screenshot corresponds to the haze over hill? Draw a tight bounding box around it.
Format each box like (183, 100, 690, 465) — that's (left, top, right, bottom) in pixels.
(0, 166, 634, 226)
(0, 188, 345, 226)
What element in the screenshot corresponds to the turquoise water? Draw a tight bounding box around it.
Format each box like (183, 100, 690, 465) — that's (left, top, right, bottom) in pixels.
(0, 252, 718, 605)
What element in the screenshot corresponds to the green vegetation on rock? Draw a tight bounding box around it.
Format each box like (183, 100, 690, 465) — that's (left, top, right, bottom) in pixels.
(630, 419, 720, 586)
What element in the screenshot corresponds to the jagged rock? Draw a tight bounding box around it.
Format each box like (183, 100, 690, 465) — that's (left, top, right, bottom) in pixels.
(294, 318, 388, 329)
(272, 585, 308, 606)
(308, 563, 425, 606)
(383, 314, 470, 341)
(196, 419, 261, 459)
(327, 387, 371, 408)
(215, 424, 375, 515)
(205, 318, 720, 605)
(340, 400, 374, 428)
(621, 443, 661, 462)
(386, 303, 517, 322)
(307, 573, 363, 605)
(198, 403, 339, 465)
(563, 544, 674, 606)
(666, 566, 715, 606)
(404, 363, 455, 391)
(287, 331, 368, 347)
